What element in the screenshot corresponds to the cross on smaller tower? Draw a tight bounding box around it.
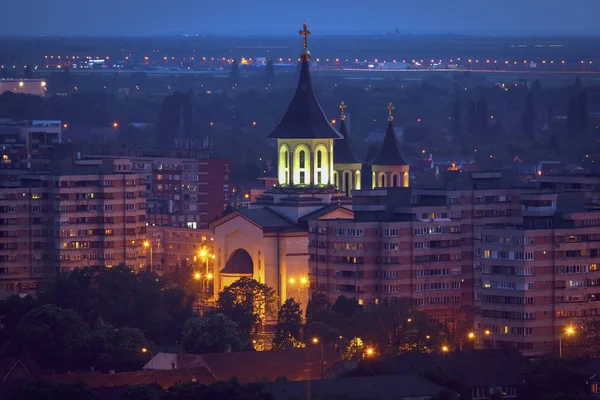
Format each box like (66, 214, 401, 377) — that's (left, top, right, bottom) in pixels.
(339, 101, 347, 120)
(299, 22, 311, 50)
(387, 102, 395, 121)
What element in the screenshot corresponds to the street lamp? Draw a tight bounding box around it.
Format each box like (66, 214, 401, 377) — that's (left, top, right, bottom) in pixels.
(484, 329, 496, 348)
(312, 337, 325, 379)
(365, 347, 375, 357)
(441, 345, 450, 353)
(143, 240, 152, 272)
(559, 325, 576, 358)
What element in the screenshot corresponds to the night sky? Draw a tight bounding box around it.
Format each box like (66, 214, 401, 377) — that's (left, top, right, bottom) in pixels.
(2, 0, 600, 36)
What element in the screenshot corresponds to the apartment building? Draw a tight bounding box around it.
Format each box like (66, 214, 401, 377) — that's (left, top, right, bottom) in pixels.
(309, 171, 523, 331)
(83, 147, 231, 228)
(308, 170, 600, 356)
(475, 191, 600, 356)
(0, 119, 62, 181)
(146, 225, 214, 274)
(0, 145, 147, 299)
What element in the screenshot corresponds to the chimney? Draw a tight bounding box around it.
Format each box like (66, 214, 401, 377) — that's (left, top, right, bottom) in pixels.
(225, 345, 232, 353)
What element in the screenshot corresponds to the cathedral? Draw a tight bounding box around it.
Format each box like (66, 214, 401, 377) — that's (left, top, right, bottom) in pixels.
(210, 23, 409, 309)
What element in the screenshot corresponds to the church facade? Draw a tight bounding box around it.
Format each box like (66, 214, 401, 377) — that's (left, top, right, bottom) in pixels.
(210, 23, 408, 309)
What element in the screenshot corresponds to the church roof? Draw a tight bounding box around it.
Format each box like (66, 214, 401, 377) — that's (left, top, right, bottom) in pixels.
(371, 120, 409, 166)
(239, 208, 297, 229)
(267, 60, 343, 140)
(221, 249, 253, 275)
(333, 119, 361, 164)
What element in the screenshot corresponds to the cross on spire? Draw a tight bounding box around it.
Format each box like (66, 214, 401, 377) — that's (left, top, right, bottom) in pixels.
(299, 22, 312, 61)
(387, 102, 395, 121)
(299, 22, 311, 49)
(339, 101, 347, 120)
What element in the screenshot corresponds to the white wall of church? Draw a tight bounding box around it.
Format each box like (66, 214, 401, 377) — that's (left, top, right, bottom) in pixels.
(213, 217, 265, 296)
(213, 216, 310, 310)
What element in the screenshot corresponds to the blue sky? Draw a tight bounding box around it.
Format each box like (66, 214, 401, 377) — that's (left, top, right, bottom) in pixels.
(1, 0, 599, 36)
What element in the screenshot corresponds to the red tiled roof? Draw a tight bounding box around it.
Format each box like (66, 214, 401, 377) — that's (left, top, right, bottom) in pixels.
(42, 372, 114, 387)
(0, 358, 19, 380)
(201, 346, 341, 383)
(42, 367, 216, 390)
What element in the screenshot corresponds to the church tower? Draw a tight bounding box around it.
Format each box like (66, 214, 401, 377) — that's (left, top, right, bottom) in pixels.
(371, 103, 410, 188)
(267, 22, 343, 188)
(333, 102, 363, 196)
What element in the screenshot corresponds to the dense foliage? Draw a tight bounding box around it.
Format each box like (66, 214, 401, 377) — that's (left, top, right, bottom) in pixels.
(0, 265, 196, 372)
(181, 313, 243, 354)
(216, 277, 278, 343)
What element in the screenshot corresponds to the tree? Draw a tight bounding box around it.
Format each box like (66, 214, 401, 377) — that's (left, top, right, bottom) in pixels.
(522, 92, 535, 139)
(520, 358, 591, 400)
(303, 321, 341, 346)
(476, 94, 489, 139)
(0, 294, 37, 348)
(451, 100, 461, 138)
(38, 268, 98, 328)
(578, 91, 588, 133)
(24, 65, 33, 79)
(573, 317, 600, 357)
(229, 60, 240, 86)
(15, 304, 89, 369)
(531, 79, 543, 99)
(339, 337, 366, 360)
(273, 298, 303, 349)
(567, 93, 579, 135)
(331, 295, 360, 318)
(467, 98, 478, 137)
(86, 324, 152, 372)
(217, 278, 277, 342)
(163, 379, 274, 400)
(264, 57, 275, 86)
(122, 384, 159, 400)
(305, 292, 331, 324)
(181, 313, 242, 354)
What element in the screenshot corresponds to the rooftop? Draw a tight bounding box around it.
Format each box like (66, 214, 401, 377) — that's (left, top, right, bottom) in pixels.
(267, 60, 343, 140)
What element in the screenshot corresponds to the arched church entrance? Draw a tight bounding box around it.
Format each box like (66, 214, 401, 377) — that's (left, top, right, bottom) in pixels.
(221, 248, 254, 288)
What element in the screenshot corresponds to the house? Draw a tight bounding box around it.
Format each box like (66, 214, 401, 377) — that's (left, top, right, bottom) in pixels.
(41, 366, 216, 390)
(382, 348, 528, 400)
(575, 359, 600, 397)
(265, 373, 452, 400)
(144, 346, 341, 383)
(0, 357, 37, 398)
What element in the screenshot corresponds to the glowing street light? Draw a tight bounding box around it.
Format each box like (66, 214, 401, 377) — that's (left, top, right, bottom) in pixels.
(468, 332, 475, 340)
(559, 325, 576, 357)
(141, 347, 148, 353)
(441, 345, 449, 353)
(289, 277, 296, 284)
(194, 272, 201, 280)
(365, 347, 374, 357)
(143, 240, 153, 272)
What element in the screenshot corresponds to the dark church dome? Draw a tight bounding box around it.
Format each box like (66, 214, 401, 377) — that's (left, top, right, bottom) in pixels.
(221, 249, 253, 275)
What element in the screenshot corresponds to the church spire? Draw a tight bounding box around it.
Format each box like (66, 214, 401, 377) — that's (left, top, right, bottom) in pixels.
(267, 23, 342, 140)
(340, 101, 347, 121)
(299, 22, 311, 61)
(334, 102, 361, 164)
(372, 102, 409, 166)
